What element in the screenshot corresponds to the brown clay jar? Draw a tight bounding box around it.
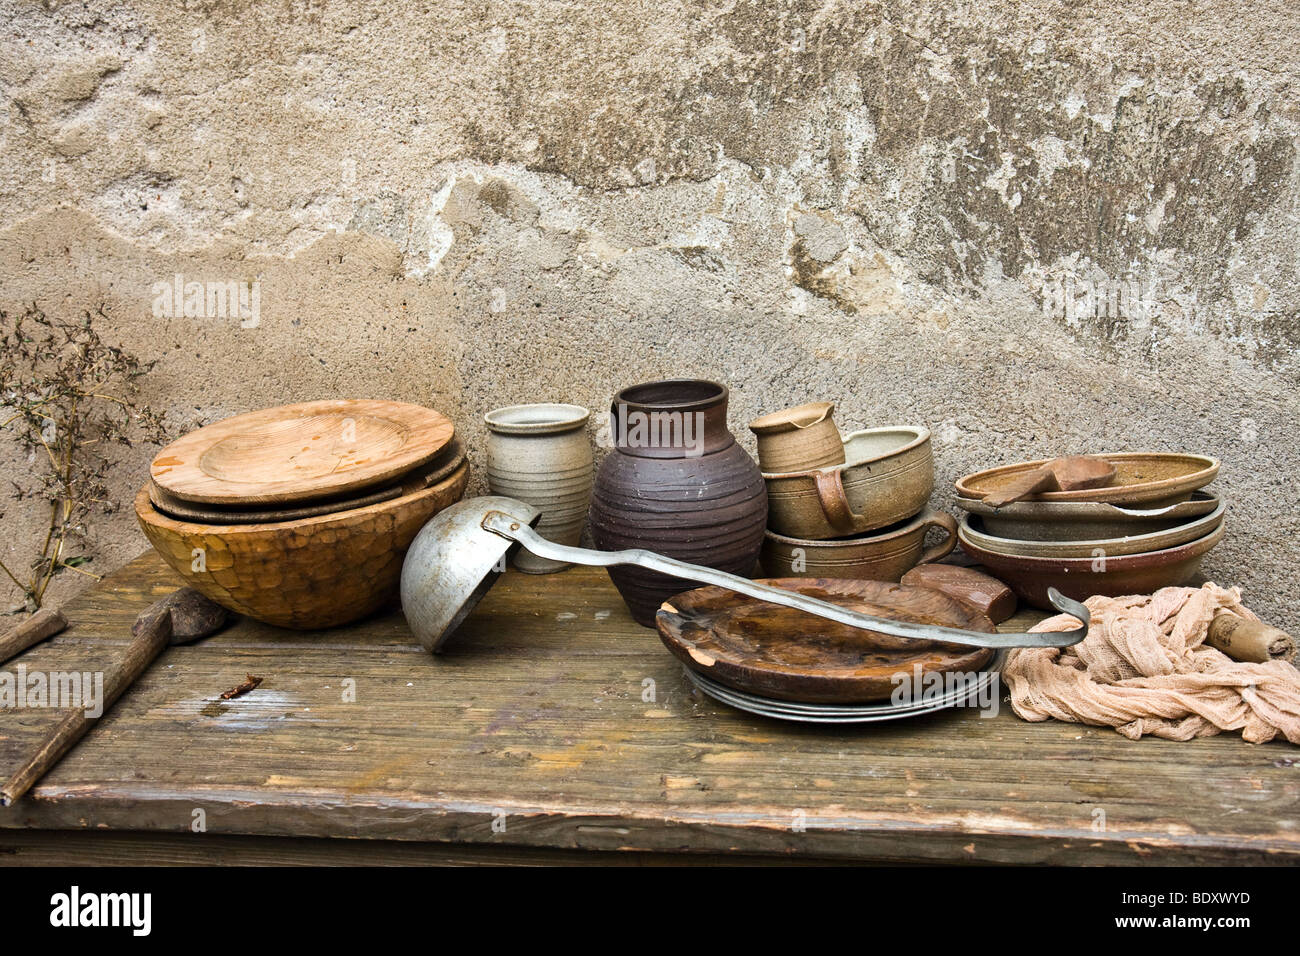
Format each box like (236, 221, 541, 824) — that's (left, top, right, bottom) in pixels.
(589, 379, 768, 626)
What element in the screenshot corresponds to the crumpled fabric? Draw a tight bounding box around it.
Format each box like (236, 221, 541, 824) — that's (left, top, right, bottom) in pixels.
(1003, 584, 1300, 744)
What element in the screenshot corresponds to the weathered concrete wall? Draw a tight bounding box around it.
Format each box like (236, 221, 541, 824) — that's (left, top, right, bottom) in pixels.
(2, 1, 1298, 628)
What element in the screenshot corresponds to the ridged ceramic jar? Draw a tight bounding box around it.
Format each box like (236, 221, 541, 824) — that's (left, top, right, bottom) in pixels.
(484, 403, 593, 573)
(588, 379, 768, 625)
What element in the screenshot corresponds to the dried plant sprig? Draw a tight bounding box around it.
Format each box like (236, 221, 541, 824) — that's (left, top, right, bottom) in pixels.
(0, 303, 166, 611)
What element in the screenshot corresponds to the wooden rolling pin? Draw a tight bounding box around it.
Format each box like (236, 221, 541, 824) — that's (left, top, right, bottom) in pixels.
(0, 608, 68, 666)
(1207, 613, 1296, 663)
(894, 574, 1294, 664)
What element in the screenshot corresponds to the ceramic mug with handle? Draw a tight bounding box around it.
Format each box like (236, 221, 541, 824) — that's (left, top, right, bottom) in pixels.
(748, 401, 845, 473)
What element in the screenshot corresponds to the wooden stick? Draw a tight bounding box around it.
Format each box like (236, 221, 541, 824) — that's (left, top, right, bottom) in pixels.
(1207, 613, 1296, 664)
(0, 610, 171, 807)
(0, 607, 68, 666)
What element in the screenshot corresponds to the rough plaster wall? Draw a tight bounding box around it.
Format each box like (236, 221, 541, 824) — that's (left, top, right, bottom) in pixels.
(1, 1, 1297, 630)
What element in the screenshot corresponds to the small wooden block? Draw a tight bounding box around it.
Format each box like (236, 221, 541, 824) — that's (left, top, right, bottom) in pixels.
(900, 564, 1017, 624)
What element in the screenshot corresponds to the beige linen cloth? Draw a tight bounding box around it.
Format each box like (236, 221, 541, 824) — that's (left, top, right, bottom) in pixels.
(1004, 584, 1300, 744)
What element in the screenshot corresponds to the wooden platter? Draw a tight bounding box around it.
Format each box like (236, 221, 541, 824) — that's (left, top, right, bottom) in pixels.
(149, 437, 466, 524)
(150, 400, 455, 506)
(656, 578, 996, 703)
(955, 452, 1218, 506)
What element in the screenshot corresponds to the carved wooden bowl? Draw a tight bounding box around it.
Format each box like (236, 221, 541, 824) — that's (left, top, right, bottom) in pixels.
(135, 461, 469, 629)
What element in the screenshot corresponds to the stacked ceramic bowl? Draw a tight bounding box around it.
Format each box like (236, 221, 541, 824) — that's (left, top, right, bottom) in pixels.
(954, 453, 1223, 610)
(749, 403, 955, 580)
(137, 399, 469, 629)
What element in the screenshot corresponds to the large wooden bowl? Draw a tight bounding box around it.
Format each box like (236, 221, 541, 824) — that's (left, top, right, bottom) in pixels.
(135, 461, 469, 629)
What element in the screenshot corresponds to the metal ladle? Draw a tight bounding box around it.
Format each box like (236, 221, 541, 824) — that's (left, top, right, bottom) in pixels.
(400, 496, 1091, 653)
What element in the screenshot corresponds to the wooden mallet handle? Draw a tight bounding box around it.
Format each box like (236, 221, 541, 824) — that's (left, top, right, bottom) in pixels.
(0, 609, 173, 807)
(981, 467, 1057, 509)
(0, 588, 227, 807)
(1207, 613, 1296, 663)
(0, 608, 68, 667)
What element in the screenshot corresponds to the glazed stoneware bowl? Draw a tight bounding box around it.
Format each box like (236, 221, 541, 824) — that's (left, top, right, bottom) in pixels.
(956, 452, 1219, 507)
(761, 509, 957, 582)
(958, 499, 1226, 560)
(135, 461, 470, 629)
(764, 426, 933, 539)
(957, 521, 1226, 610)
(747, 402, 845, 473)
(955, 489, 1220, 541)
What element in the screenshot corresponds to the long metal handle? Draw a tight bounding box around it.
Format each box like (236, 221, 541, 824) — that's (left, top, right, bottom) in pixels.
(482, 511, 1089, 650)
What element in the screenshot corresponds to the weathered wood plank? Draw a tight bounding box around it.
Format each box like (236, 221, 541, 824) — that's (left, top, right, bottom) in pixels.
(0, 552, 1296, 864)
(0, 829, 849, 866)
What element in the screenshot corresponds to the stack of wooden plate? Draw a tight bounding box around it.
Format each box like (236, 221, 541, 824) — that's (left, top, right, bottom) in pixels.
(954, 453, 1223, 609)
(136, 399, 469, 629)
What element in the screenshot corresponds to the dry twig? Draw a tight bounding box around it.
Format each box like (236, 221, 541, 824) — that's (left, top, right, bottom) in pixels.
(219, 674, 264, 700)
(0, 303, 166, 610)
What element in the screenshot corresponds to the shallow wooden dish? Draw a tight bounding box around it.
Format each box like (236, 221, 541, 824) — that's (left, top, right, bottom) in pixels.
(656, 578, 995, 703)
(955, 452, 1218, 506)
(136, 461, 469, 629)
(958, 499, 1225, 559)
(957, 522, 1226, 611)
(150, 399, 455, 506)
(955, 489, 1220, 540)
(149, 437, 466, 524)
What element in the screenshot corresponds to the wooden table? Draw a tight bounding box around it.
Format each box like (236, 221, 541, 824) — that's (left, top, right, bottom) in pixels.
(1, 553, 1296, 865)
